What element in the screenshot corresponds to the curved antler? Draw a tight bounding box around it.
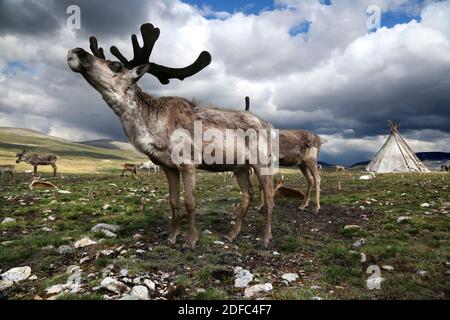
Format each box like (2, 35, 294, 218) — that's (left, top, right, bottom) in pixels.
(89, 36, 105, 59)
(109, 23, 212, 85)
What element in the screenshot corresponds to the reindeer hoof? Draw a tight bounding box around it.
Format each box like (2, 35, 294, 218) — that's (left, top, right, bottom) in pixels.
(167, 236, 178, 245)
(224, 233, 236, 243)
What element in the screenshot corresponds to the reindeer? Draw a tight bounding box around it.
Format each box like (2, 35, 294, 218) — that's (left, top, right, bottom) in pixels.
(244, 97, 321, 212)
(121, 163, 138, 176)
(67, 23, 275, 249)
(29, 176, 58, 190)
(441, 164, 449, 172)
(16, 150, 59, 177)
(335, 165, 347, 172)
(0, 165, 16, 183)
(272, 176, 306, 204)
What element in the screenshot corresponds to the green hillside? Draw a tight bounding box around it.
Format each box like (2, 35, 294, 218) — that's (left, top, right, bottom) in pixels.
(0, 128, 146, 174)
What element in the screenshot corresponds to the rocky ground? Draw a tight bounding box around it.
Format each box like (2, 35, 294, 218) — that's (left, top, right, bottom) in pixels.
(0, 171, 449, 300)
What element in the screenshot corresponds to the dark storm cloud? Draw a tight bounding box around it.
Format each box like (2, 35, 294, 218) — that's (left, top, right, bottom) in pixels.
(0, 0, 61, 35)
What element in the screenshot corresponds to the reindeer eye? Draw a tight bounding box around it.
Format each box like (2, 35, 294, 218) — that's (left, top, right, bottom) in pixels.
(108, 61, 123, 73)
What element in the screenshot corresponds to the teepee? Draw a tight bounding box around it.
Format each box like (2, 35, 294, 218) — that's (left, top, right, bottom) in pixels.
(366, 121, 429, 173)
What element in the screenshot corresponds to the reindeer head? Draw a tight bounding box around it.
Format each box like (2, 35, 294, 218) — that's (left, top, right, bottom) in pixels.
(16, 149, 27, 163)
(68, 23, 212, 94)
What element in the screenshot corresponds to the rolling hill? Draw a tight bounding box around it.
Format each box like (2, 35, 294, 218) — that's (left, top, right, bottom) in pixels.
(0, 127, 146, 173)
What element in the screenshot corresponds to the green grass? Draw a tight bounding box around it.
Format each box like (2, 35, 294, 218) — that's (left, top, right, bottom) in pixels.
(0, 169, 448, 300)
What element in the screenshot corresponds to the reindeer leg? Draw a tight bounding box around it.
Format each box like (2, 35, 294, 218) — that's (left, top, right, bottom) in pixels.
(34, 166, 37, 177)
(51, 163, 57, 177)
(162, 167, 181, 244)
(299, 163, 313, 210)
(305, 159, 321, 213)
(252, 166, 274, 248)
(257, 184, 264, 212)
(225, 169, 253, 242)
(181, 166, 198, 249)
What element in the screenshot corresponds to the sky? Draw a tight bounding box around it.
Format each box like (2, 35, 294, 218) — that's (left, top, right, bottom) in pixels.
(0, 0, 449, 165)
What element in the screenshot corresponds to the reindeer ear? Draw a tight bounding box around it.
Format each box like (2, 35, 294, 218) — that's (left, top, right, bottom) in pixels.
(129, 63, 150, 82)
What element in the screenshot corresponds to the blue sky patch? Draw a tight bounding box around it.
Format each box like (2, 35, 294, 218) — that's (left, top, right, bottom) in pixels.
(289, 21, 312, 37)
(3, 60, 28, 76)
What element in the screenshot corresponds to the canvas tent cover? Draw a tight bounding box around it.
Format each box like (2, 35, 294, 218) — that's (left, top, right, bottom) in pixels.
(366, 121, 429, 173)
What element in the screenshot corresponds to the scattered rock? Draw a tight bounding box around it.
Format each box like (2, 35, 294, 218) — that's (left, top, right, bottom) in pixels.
(100, 277, 130, 294)
(382, 265, 394, 271)
(144, 279, 156, 291)
(312, 296, 323, 300)
(214, 241, 225, 246)
(130, 285, 149, 300)
(397, 216, 411, 224)
(344, 225, 360, 230)
(0, 280, 13, 291)
(281, 273, 298, 283)
(74, 237, 97, 248)
(420, 203, 430, 208)
(244, 283, 273, 298)
(91, 223, 121, 234)
(416, 270, 428, 279)
(353, 239, 366, 248)
(1, 266, 31, 282)
(203, 229, 213, 235)
(272, 251, 280, 256)
(1, 217, 16, 224)
(360, 253, 367, 263)
(102, 204, 111, 210)
(45, 284, 67, 295)
(234, 267, 253, 288)
(120, 269, 129, 277)
(100, 250, 114, 256)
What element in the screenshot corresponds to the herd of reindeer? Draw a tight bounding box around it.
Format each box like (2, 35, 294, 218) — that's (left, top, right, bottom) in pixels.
(0, 22, 447, 249)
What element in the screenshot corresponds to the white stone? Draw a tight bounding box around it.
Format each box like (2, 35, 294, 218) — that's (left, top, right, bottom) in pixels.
(102, 204, 111, 210)
(360, 253, 367, 263)
(130, 285, 149, 300)
(1, 266, 31, 282)
(91, 223, 121, 233)
(1, 217, 16, 224)
(120, 269, 129, 277)
(45, 284, 67, 294)
(382, 265, 394, 271)
(244, 283, 273, 298)
(344, 225, 360, 230)
(417, 270, 428, 278)
(203, 229, 213, 235)
(397, 216, 411, 224)
(234, 269, 253, 288)
(281, 273, 299, 283)
(214, 241, 225, 246)
(74, 237, 97, 248)
(0, 279, 13, 291)
(100, 250, 114, 256)
(353, 239, 366, 248)
(100, 277, 130, 294)
(420, 203, 430, 208)
(144, 279, 156, 291)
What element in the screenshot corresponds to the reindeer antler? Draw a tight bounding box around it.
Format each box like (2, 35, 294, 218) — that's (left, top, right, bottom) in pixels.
(90, 23, 212, 85)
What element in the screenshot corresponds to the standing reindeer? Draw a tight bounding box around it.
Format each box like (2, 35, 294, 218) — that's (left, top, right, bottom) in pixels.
(0, 165, 15, 183)
(244, 97, 321, 213)
(16, 150, 59, 177)
(67, 23, 275, 248)
(121, 163, 138, 176)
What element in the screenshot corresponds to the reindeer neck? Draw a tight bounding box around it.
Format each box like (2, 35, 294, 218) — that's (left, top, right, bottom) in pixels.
(100, 85, 168, 159)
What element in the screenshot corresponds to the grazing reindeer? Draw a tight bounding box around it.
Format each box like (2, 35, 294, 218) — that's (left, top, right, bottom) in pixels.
(441, 164, 449, 172)
(317, 164, 323, 172)
(121, 163, 138, 176)
(16, 150, 58, 177)
(244, 97, 321, 212)
(335, 165, 347, 172)
(67, 23, 275, 248)
(0, 165, 16, 183)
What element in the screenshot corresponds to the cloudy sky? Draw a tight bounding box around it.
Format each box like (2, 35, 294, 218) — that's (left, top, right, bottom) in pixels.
(0, 0, 449, 165)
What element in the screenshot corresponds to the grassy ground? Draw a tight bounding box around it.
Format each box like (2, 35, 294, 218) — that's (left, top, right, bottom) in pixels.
(0, 169, 448, 300)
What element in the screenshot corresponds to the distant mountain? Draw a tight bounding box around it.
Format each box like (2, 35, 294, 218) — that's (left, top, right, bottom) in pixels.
(81, 139, 137, 151)
(0, 127, 145, 161)
(318, 161, 335, 167)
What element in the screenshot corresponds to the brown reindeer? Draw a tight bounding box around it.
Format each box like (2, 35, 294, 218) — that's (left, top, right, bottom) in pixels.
(244, 97, 321, 212)
(16, 150, 59, 177)
(29, 176, 58, 190)
(272, 176, 306, 203)
(0, 165, 16, 183)
(121, 163, 138, 177)
(67, 23, 276, 249)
